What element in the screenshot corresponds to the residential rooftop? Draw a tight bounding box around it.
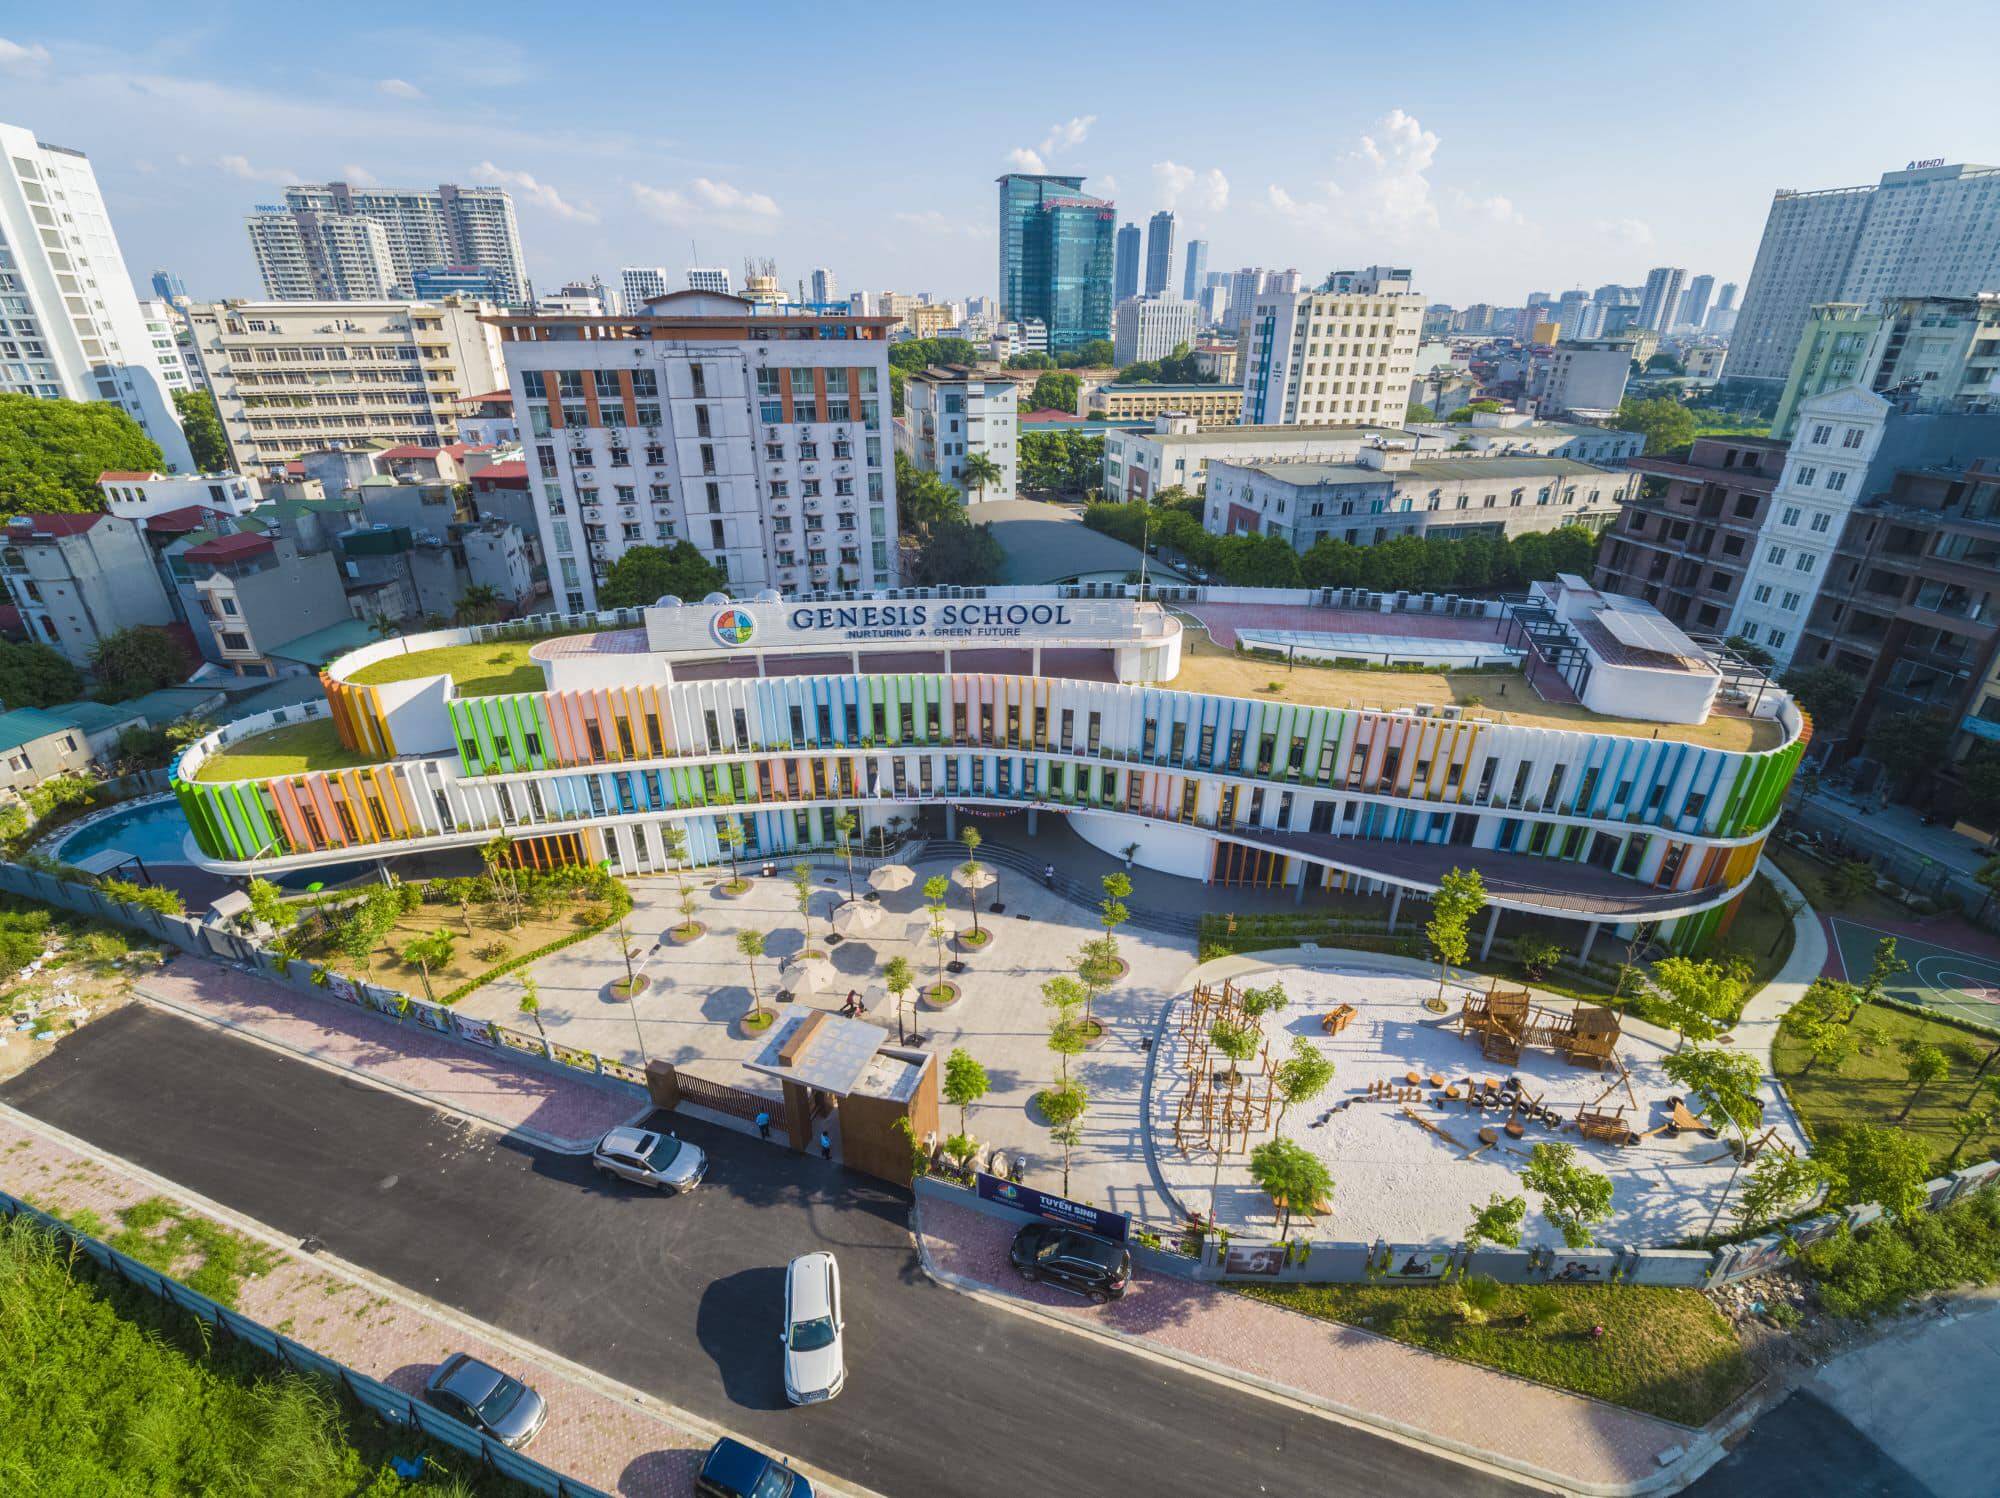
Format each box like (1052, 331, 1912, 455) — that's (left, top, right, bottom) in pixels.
(1231, 455, 1625, 487)
(1136, 422, 1416, 446)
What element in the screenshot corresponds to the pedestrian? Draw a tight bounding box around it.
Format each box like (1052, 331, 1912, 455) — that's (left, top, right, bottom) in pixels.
(819, 1130, 832, 1161)
(755, 1110, 771, 1141)
(1044, 862, 1056, 888)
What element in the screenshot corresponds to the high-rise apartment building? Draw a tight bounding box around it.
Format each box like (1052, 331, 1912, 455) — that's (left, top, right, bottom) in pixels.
(250, 182, 527, 304)
(151, 269, 188, 303)
(1182, 238, 1208, 302)
(1114, 223, 1141, 302)
(1729, 163, 2000, 388)
(902, 365, 1017, 502)
(1639, 267, 1686, 333)
(621, 267, 672, 310)
(411, 265, 513, 302)
(686, 267, 734, 295)
(1683, 274, 1716, 333)
(494, 290, 899, 609)
(1238, 267, 1423, 427)
(1144, 211, 1176, 297)
(998, 176, 1114, 354)
(809, 267, 839, 304)
(247, 207, 398, 301)
(1772, 293, 2000, 437)
(1112, 297, 1199, 367)
(0, 122, 192, 469)
(185, 296, 507, 470)
(1716, 282, 1739, 313)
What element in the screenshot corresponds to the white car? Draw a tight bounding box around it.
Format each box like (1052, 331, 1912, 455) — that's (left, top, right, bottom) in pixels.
(780, 1251, 846, 1405)
(591, 1126, 707, 1193)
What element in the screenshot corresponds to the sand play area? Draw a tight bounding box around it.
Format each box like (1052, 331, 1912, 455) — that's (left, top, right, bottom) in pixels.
(1152, 962, 1804, 1247)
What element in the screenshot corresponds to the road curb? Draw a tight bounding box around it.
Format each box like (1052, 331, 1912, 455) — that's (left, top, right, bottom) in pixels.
(909, 1199, 1749, 1498)
(132, 984, 642, 1156)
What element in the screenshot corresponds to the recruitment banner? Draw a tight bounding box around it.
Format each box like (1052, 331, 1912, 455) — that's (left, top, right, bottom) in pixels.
(976, 1172, 1129, 1242)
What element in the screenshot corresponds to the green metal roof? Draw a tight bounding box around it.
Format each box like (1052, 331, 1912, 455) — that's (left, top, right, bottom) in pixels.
(0, 706, 81, 752)
(266, 617, 377, 667)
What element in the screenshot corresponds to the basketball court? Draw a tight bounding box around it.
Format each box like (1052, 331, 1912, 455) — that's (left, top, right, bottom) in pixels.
(1829, 918, 2000, 1027)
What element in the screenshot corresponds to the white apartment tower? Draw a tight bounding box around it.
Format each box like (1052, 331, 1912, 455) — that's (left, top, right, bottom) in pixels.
(1730, 163, 2000, 387)
(1638, 267, 1686, 334)
(246, 207, 398, 301)
(902, 366, 1017, 503)
(1113, 297, 1199, 367)
(0, 122, 193, 469)
(1238, 267, 1423, 427)
(620, 267, 672, 310)
(810, 268, 839, 304)
(687, 267, 734, 295)
(250, 183, 527, 304)
(496, 291, 900, 610)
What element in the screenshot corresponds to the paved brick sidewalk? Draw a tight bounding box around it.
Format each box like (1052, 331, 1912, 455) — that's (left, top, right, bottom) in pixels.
(917, 1196, 1690, 1494)
(138, 958, 643, 1151)
(0, 1107, 705, 1497)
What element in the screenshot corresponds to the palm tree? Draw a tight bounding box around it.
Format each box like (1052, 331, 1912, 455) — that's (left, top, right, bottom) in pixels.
(455, 583, 503, 625)
(367, 613, 400, 641)
(959, 450, 1003, 503)
(737, 928, 769, 1021)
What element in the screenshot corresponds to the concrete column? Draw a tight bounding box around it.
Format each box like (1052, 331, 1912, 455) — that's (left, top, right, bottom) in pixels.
(1027, 807, 1038, 834)
(851, 650, 862, 673)
(1032, 647, 1043, 675)
(945, 805, 957, 838)
(1295, 866, 1308, 906)
(1387, 886, 1404, 932)
(1578, 921, 1601, 965)
(942, 648, 953, 673)
(1478, 905, 1501, 961)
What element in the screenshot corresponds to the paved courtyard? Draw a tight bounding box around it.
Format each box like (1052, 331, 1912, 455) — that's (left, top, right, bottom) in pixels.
(1153, 956, 1806, 1245)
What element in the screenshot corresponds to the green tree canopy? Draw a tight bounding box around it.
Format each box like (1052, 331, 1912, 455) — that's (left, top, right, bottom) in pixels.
(1017, 430, 1103, 498)
(1026, 371, 1081, 414)
(1114, 344, 1213, 385)
(1005, 352, 1055, 370)
(0, 393, 167, 512)
(1822, 1123, 1935, 1224)
(0, 639, 84, 709)
(1056, 340, 1114, 369)
(1612, 396, 1697, 455)
(886, 337, 981, 373)
(172, 389, 230, 472)
(1778, 666, 1861, 732)
(1405, 403, 1436, 422)
(1247, 1137, 1335, 1237)
(596, 541, 728, 609)
(1522, 1142, 1615, 1250)
(1868, 710, 1953, 796)
(89, 627, 189, 702)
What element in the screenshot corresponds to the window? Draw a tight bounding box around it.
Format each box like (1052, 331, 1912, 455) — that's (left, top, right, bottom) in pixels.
(1768, 628, 1788, 649)
(1825, 471, 1847, 492)
(1795, 465, 1817, 485)
(1780, 506, 1800, 526)
(1810, 423, 1832, 444)
(1753, 583, 1772, 603)
(1842, 427, 1865, 449)
(1781, 590, 1801, 611)
(1795, 552, 1816, 573)
(1810, 511, 1831, 532)
(1766, 545, 1787, 565)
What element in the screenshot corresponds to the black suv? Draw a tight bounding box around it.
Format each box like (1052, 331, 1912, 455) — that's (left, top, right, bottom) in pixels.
(1008, 1223, 1132, 1302)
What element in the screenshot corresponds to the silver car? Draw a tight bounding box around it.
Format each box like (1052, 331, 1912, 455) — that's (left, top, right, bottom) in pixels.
(423, 1353, 547, 1449)
(592, 1125, 707, 1192)
(781, 1251, 846, 1405)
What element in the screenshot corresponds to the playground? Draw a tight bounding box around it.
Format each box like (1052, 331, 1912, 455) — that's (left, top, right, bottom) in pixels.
(1829, 918, 2000, 1028)
(1152, 959, 1806, 1247)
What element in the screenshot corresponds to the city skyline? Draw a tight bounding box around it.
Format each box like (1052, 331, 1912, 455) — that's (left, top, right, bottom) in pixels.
(2, 2, 1997, 309)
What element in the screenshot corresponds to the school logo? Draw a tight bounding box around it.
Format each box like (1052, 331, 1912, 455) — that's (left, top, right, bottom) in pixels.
(711, 607, 757, 647)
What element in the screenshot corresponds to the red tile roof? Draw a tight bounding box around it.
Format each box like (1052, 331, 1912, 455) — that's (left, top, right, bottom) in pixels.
(144, 504, 222, 534)
(7, 512, 105, 538)
(379, 444, 448, 460)
(1019, 408, 1082, 422)
(182, 531, 274, 562)
(475, 460, 529, 484)
(98, 470, 165, 483)
(283, 461, 306, 475)
(464, 389, 514, 407)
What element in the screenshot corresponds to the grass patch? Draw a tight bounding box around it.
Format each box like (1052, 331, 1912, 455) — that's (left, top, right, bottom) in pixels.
(1236, 1279, 1750, 1425)
(288, 902, 588, 1002)
(1775, 1001, 2000, 1171)
(1767, 842, 1912, 926)
(103, 1196, 279, 1309)
(348, 641, 546, 697)
(194, 718, 383, 782)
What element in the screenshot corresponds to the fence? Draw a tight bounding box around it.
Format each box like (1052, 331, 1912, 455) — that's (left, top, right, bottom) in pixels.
(0, 1188, 614, 1498)
(1779, 799, 1992, 920)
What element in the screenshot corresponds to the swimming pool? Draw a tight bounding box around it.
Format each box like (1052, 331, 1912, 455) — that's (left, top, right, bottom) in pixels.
(54, 798, 199, 866)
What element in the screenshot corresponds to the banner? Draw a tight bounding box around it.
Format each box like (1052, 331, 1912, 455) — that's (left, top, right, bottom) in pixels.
(975, 1172, 1128, 1242)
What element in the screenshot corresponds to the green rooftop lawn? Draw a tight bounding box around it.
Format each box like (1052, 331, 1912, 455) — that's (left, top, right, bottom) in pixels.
(193, 718, 383, 782)
(347, 641, 545, 697)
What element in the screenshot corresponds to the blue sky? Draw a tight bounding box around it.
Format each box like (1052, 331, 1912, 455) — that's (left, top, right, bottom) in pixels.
(5, 1, 1998, 307)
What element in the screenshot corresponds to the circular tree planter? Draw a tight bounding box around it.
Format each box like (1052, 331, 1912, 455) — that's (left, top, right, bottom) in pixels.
(794, 949, 828, 963)
(1077, 1015, 1110, 1048)
(737, 1009, 777, 1037)
(955, 929, 995, 956)
(714, 879, 753, 899)
(608, 975, 651, 1002)
(1081, 956, 1130, 985)
(921, 981, 961, 1009)
(668, 923, 706, 945)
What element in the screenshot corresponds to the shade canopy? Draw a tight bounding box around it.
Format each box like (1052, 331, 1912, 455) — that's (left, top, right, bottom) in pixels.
(952, 864, 996, 892)
(867, 863, 916, 892)
(787, 956, 840, 995)
(830, 899, 886, 937)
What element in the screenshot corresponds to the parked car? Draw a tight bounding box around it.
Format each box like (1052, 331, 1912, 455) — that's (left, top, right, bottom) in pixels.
(592, 1125, 707, 1192)
(781, 1251, 846, 1404)
(697, 1435, 814, 1498)
(422, 1353, 547, 1449)
(1008, 1223, 1132, 1303)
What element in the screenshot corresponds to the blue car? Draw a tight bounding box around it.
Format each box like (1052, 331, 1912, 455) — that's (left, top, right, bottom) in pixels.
(697, 1436, 813, 1498)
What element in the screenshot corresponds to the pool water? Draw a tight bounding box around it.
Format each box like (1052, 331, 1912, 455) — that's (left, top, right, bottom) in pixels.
(55, 799, 199, 866)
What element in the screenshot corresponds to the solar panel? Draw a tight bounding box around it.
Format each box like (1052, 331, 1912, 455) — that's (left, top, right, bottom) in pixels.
(1595, 605, 1702, 661)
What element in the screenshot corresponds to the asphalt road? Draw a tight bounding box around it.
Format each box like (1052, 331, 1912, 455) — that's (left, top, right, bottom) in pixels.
(1682, 1390, 1936, 1498)
(2, 1005, 1533, 1498)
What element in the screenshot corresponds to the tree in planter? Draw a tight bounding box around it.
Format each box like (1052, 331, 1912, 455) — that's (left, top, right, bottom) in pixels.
(1209, 1016, 1261, 1092)
(1898, 1043, 1951, 1120)
(792, 861, 819, 954)
(1097, 870, 1132, 973)
(399, 929, 455, 1002)
(1521, 1142, 1614, 1250)
(1248, 1137, 1335, 1238)
(1648, 954, 1745, 1052)
(1074, 934, 1121, 1031)
(1043, 975, 1089, 1088)
(1043, 1081, 1088, 1197)
(481, 836, 524, 929)
(662, 823, 694, 897)
(675, 885, 702, 939)
(1662, 1045, 1764, 1236)
(1737, 1151, 1827, 1234)
(243, 877, 292, 934)
(1821, 1123, 1934, 1224)
(883, 954, 915, 1043)
(834, 811, 859, 903)
(715, 819, 748, 890)
(1512, 933, 1562, 981)
(736, 927, 769, 1025)
(923, 875, 953, 996)
(1271, 1036, 1335, 1131)
(958, 825, 988, 939)
(612, 907, 643, 997)
(518, 977, 549, 1052)
(1426, 867, 1486, 1011)
(944, 1047, 990, 1137)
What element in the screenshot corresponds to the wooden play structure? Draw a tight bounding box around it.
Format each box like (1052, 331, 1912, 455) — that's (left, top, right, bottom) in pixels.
(1173, 980, 1277, 1156)
(1319, 1003, 1357, 1036)
(1457, 979, 1623, 1070)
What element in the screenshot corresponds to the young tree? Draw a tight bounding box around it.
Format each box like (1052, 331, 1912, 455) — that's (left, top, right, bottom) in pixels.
(715, 818, 747, 887)
(1208, 1017, 1260, 1090)
(958, 825, 987, 938)
(613, 907, 640, 993)
(1899, 1043, 1951, 1120)
(923, 875, 953, 994)
(1248, 1137, 1335, 1238)
(792, 861, 818, 953)
(943, 1047, 990, 1137)
(882, 953, 915, 1043)
(661, 823, 693, 898)
(1947, 1110, 1994, 1167)
(676, 885, 702, 939)
(517, 976, 548, 1051)
(1737, 1152, 1828, 1233)
(1522, 1142, 1615, 1250)
(1042, 1081, 1089, 1196)
(1271, 1036, 1335, 1131)
(1043, 975, 1089, 1088)
(481, 836, 523, 928)
(1648, 955, 1745, 1051)
(400, 929, 455, 1002)
(1426, 868, 1487, 1010)
(1239, 980, 1290, 1033)
(1098, 871, 1132, 963)
(445, 876, 483, 936)
(1822, 1123, 1935, 1224)
(1463, 1192, 1528, 1251)
(243, 877, 292, 933)
(1075, 934, 1121, 1030)
(1861, 937, 1910, 1006)
(1662, 1046, 1765, 1235)
(736, 927, 769, 1022)
(834, 811, 859, 902)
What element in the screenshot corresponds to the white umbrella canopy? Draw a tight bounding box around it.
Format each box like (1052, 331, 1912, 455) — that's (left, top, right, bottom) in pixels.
(787, 956, 840, 995)
(952, 864, 996, 892)
(830, 899, 886, 937)
(867, 863, 916, 892)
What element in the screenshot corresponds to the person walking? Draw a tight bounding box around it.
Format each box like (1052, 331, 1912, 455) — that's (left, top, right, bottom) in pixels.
(1044, 862, 1055, 888)
(755, 1110, 772, 1141)
(819, 1130, 832, 1161)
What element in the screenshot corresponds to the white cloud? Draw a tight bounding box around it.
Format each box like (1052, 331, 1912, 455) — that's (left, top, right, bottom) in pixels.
(218, 154, 299, 185)
(1153, 160, 1230, 213)
(1595, 216, 1655, 250)
(1039, 115, 1096, 156)
(474, 161, 598, 223)
(1096, 174, 1119, 197)
(1452, 188, 1526, 228)
(375, 78, 424, 100)
(631, 177, 780, 229)
(1005, 146, 1047, 174)
(339, 164, 380, 187)
(892, 209, 989, 239)
(0, 37, 51, 76)
(690, 177, 779, 220)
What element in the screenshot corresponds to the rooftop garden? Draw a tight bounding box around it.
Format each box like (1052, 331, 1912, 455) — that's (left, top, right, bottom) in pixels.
(347, 641, 546, 698)
(192, 718, 382, 782)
